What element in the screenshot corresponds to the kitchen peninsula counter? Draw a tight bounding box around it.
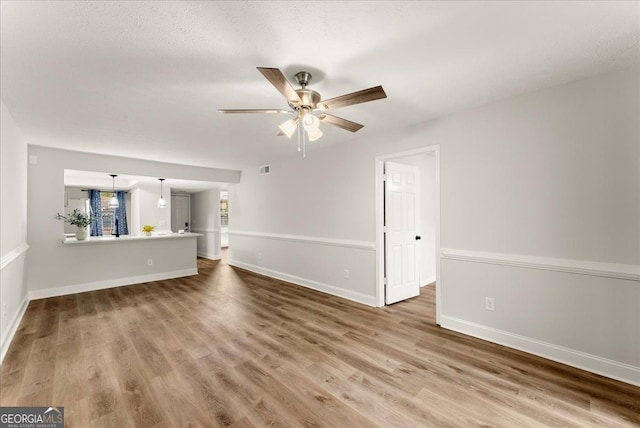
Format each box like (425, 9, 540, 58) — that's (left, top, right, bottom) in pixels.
(62, 232, 202, 244)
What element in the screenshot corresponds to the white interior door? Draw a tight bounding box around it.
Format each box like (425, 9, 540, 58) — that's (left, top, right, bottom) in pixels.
(171, 194, 190, 232)
(385, 161, 421, 304)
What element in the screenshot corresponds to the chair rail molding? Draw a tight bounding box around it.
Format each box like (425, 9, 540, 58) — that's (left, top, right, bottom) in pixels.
(441, 248, 640, 281)
(228, 230, 376, 251)
(0, 242, 29, 270)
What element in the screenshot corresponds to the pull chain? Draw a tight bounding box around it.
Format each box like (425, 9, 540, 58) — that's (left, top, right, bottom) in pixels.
(295, 114, 307, 158)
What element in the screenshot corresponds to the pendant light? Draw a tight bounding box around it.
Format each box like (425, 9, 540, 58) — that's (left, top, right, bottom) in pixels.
(108, 174, 119, 208)
(158, 178, 167, 208)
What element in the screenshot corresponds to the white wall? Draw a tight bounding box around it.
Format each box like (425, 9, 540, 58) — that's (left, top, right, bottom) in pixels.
(26, 145, 239, 294)
(131, 187, 141, 237)
(0, 100, 29, 362)
(228, 147, 377, 305)
(191, 189, 221, 260)
(132, 183, 172, 234)
(27, 237, 199, 300)
(229, 67, 640, 384)
(62, 187, 88, 234)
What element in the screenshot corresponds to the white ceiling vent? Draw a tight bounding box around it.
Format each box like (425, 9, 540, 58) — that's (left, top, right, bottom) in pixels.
(259, 165, 271, 175)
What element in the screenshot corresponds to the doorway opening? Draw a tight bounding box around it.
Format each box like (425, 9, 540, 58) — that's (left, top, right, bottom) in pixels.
(220, 190, 229, 248)
(375, 145, 441, 324)
(171, 193, 191, 233)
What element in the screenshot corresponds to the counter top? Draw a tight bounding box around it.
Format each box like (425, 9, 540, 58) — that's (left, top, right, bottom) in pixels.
(63, 232, 202, 245)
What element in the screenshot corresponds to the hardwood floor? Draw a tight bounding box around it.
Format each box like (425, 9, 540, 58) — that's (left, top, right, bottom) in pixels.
(1, 256, 639, 427)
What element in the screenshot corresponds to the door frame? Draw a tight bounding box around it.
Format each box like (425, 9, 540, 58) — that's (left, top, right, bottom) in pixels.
(374, 145, 441, 324)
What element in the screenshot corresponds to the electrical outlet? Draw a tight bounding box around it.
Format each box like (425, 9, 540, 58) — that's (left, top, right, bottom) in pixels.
(343, 269, 350, 279)
(485, 297, 495, 312)
(147, 259, 153, 266)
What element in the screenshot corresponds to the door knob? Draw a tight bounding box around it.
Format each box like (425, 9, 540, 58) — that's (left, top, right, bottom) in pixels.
(415, 235, 421, 240)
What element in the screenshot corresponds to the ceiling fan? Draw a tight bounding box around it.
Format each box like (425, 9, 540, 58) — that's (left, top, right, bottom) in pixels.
(219, 67, 387, 157)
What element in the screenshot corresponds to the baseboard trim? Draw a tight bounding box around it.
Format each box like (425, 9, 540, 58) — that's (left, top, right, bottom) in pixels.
(421, 276, 436, 287)
(440, 315, 640, 387)
(197, 252, 221, 260)
(441, 248, 639, 281)
(0, 294, 29, 364)
(228, 230, 376, 251)
(0, 242, 29, 271)
(28, 268, 198, 300)
(228, 258, 377, 307)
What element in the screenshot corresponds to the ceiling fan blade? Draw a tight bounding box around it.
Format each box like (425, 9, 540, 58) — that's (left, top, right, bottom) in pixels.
(218, 109, 292, 114)
(257, 67, 302, 105)
(317, 85, 387, 111)
(318, 113, 364, 133)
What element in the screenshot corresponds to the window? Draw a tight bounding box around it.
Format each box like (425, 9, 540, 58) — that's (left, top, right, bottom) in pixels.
(220, 198, 228, 226)
(100, 192, 116, 234)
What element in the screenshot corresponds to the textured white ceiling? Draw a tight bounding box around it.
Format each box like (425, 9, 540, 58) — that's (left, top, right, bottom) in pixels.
(1, 1, 638, 170)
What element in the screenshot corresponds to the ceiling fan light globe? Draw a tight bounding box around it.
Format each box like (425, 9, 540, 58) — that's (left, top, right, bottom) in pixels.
(302, 114, 319, 131)
(307, 128, 323, 142)
(278, 119, 298, 138)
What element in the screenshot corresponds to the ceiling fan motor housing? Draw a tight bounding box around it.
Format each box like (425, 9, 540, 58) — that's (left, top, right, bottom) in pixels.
(287, 71, 320, 110)
(290, 88, 321, 110)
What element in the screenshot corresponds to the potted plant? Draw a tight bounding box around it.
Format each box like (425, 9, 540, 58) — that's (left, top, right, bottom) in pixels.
(56, 209, 97, 241)
(142, 225, 155, 236)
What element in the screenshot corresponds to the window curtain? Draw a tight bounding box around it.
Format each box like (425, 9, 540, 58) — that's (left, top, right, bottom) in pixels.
(115, 191, 129, 235)
(88, 189, 103, 236)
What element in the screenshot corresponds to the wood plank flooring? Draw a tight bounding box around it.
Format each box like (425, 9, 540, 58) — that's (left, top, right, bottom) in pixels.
(1, 255, 639, 427)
